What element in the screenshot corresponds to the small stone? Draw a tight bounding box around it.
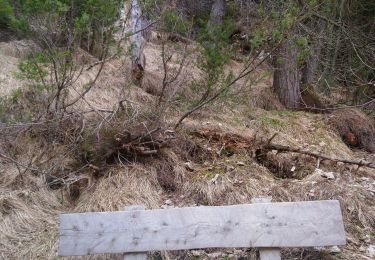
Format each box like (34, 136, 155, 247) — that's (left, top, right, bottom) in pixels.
(314, 168, 335, 180)
(319, 141, 326, 147)
(210, 174, 220, 184)
(361, 234, 371, 243)
(207, 252, 222, 258)
(237, 161, 245, 166)
(328, 246, 341, 254)
(226, 165, 235, 171)
(291, 166, 296, 172)
(164, 199, 172, 205)
(367, 245, 375, 257)
(184, 162, 195, 172)
(337, 162, 344, 167)
(322, 172, 335, 180)
(191, 250, 203, 257)
(164, 129, 175, 135)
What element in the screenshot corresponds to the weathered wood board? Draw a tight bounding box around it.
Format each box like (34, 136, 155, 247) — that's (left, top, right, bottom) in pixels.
(252, 197, 281, 260)
(59, 200, 346, 256)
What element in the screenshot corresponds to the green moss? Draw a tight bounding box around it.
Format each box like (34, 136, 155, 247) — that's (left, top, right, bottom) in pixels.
(258, 115, 286, 129)
(200, 166, 226, 179)
(313, 121, 324, 129)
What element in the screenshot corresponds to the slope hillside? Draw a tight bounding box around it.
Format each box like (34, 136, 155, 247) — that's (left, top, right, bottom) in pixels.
(0, 32, 374, 260)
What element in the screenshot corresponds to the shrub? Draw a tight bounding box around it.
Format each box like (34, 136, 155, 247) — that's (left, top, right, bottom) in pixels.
(0, 0, 13, 28)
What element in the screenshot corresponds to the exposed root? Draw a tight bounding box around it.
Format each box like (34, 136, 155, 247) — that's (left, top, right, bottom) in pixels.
(329, 109, 375, 153)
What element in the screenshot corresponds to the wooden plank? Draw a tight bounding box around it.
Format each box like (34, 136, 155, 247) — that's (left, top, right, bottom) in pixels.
(258, 248, 282, 260)
(58, 200, 346, 256)
(122, 206, 147, 260)
(252, 198, 281, 260)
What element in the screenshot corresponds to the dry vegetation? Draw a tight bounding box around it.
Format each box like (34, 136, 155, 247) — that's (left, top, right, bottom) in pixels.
(1, 26, 375, 260)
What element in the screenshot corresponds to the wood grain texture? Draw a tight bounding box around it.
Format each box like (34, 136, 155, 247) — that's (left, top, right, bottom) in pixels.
(122, 206, 147, 260)
(59, 200, 346, 256)
(252, 198, 281, 260)
(259, 249, 282, 260)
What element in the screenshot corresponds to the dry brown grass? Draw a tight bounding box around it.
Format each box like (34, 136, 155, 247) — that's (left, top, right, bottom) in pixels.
(1, 36, 374, 260)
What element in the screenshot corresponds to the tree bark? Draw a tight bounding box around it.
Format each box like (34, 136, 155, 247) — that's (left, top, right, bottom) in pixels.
(131, 0, 146, 84)
(301, 45, 321, 86)
(208, 0, 226, 31)
(301, 18, 326, 86)
(273, 38, 301, 109)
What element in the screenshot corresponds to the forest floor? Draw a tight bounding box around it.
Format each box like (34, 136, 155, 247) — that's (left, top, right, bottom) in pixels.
(0, 34, 374, 260)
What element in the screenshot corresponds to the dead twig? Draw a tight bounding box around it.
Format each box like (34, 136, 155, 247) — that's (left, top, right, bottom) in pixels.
(263, 143, 375, 169)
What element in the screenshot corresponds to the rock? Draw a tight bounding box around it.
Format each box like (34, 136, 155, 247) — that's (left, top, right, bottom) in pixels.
(319, 141, 326, 147)
(322, 172, 335, 180)
(191, 250, 203, 257)
(237, 161, 245, 166)
(207, 252, 222, 258)
(337, 162, 344, 167)
(328, 246, 341, 254)
(226, 165, 235, 171)
(314, 168, 335, 180)
(184, 162, 195, 172)
(164, 199, 172, 205)
(291, 166, 296, 172)
(210, 174, 220, 184)
(361, 234, 371, 243)
(359, 246, 367, 252)
(367, 245, 375, 257)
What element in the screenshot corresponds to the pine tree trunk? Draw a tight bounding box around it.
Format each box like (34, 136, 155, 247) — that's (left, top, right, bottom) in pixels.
(208, 0, 225, 31)
(301, 43, 321, 86)
(273, 38, 301, 109)
(301, 16, 326, 86)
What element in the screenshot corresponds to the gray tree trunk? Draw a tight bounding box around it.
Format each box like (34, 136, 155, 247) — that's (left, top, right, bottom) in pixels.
(301, 18, 326, 86)
(131, 0, 146, 83)
(208, 0, 226, 31)
(301, 44, 321, 86)
(273, 38, 301, 109)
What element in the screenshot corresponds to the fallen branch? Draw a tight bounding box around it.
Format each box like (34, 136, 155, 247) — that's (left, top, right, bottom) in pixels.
(264, 143, 375, 169)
